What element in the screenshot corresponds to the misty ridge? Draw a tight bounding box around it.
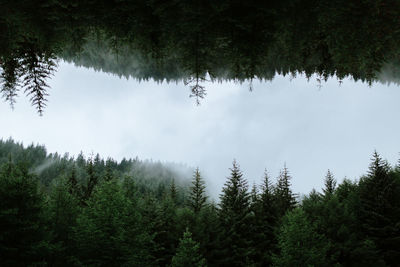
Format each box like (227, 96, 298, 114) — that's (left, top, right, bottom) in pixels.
(1, 0, 400, 113)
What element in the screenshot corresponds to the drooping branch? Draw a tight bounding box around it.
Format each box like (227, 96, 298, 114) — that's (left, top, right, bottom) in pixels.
(0, 57, 21, 109)
(20, 48, 57, 115)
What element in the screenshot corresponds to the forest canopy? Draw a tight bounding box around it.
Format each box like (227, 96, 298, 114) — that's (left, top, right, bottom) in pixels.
(1, 0, 400, 112)
(1, 138, 400, 266)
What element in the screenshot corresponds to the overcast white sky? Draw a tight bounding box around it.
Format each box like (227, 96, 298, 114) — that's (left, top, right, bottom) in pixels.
(1, 62, 400, 197)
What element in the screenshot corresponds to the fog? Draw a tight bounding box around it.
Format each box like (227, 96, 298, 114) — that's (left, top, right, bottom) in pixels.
(1, 62, 400, 198)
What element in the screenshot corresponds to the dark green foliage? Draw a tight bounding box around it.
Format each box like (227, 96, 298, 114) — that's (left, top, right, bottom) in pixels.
(151, 196, 180, 266)
(251, 170, 278, 266)
(1, 139, 400, 266)
(171, 228, 206, 267)
(2, 0, 400, 111)
(189, 167, 207, 213)
(358, 152, 400, 265)
(82, 156, 98, 201)
(0, 159, 50, 266)
(323, 169, 336, 196)
(274, 164, 297, 218)
(74, 179, 153, 266)
(47, 178, 80, 265)
(194, 203, 221, 266)
(170, 178, 178, 203)
(19, 48, 57, 115)
(0, 57, 20, 108)
(218, 160, 253, 266)
(273, 208, 329, 266)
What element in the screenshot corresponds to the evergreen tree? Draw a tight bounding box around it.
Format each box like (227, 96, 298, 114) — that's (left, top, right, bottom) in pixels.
(171, 228, 206, 267)
(358, 151, 400, 265)
(189, 167, 207, 213)
(83, 157, 98, 201)
(250, 182, 258, 205)
(323, 169, 336, 196)
(218, 160, 252, 266)
(253, 169, 278, 266)
(67, 165, 79, 197)
(104, 158, 115, 182)
(274, 163, 296, 218)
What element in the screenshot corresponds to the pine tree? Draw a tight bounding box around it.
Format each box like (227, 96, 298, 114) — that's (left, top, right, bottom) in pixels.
(254, 169, 278, 266)
(218, 160, 252, 266)
(250, 182, 258, 205)
(68, 165, 79, 197)
(171, 228, 206, 267)
(189, 167, 207, 213)
(274, 163, 296, 218)
(358, 151, 400, 264)
(104, 159, 115, 182)
(83, 157, 98, 201)
(323, 169, 336, 196)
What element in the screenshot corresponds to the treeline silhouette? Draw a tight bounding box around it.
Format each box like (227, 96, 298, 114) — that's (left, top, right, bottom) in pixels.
(1, 138, 400, 266)
(1, 0, 400, 112)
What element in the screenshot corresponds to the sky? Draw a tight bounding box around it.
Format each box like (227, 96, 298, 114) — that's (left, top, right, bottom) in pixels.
(1, 62, 400, 198)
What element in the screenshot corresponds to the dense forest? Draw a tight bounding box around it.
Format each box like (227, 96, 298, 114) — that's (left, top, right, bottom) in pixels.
(1, 138, 400, 266)
(1, 0, 400, 112)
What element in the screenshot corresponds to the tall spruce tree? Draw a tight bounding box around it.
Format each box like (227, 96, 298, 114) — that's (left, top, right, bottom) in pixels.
(83, 157, 98, 201)
(323, 169, 336, 196)
(358, 151, 400, 265)
(67, 165, 79, 197)
(189, 168, 207, 213)
(274, 163, 296, 218)
(250, 182, 258, 205)
(218, 160, 252, 266)
(254, 169, 278, 266)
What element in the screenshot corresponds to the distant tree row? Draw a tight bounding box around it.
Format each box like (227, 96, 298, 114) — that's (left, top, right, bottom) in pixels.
(1, 0, 400, 112)
(1, 138, 400, 266)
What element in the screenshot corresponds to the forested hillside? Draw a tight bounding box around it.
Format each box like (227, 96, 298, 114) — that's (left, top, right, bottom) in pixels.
(1, 138, 400, 266)
(1, 0, 400, 112)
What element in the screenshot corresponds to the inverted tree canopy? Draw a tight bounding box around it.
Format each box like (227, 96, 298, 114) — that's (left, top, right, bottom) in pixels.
(1, 0, 400, 112)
